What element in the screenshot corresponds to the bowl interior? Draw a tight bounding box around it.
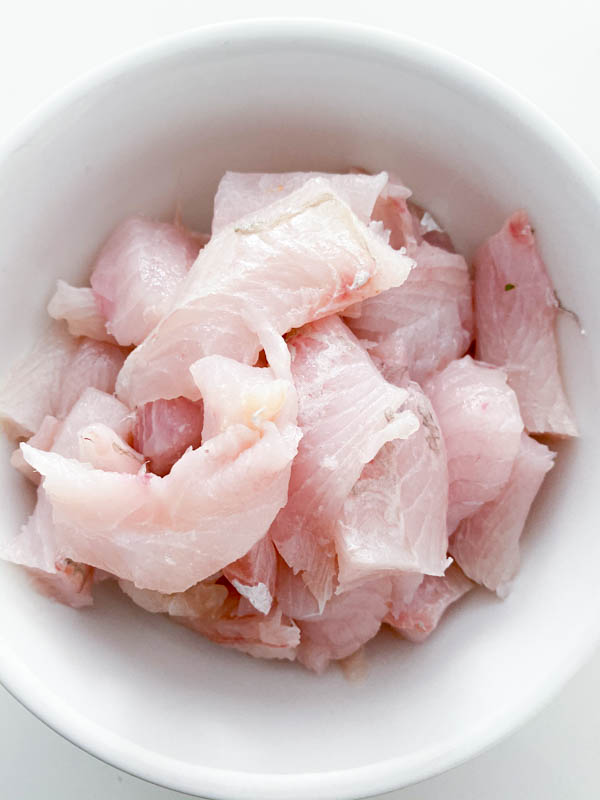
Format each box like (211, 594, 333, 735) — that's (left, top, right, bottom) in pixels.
(0, 22, 598, 800)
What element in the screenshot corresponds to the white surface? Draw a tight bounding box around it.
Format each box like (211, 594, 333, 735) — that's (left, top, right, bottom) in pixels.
(0, 3, 598, 799)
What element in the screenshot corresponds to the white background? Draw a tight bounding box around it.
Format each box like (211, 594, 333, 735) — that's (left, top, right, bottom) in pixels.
(1, 2, 599, 798)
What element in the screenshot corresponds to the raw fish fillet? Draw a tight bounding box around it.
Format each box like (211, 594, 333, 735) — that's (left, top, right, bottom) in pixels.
(297, 578, 391, 673)
(116, 179, 414, 408)
(78, 424, 145, 474)
(51, 387, 133, 460)
(0, 324, 78, 437)
(1, 387, 134, 604)
(120, 579, 299, 661)
(275, 559, 321, 621)
(47, 281, 114, 343)
(20, 358, 300, 593)
(334, 383, 450, 592)
(0, 489, 94, 608)
(426, 356, 523, 532)
(133, 397, 204, 476)
(348, 242, 473, 385)
(270, 316, 418, 607)
(223, 535, 277, 615)
(10, 415, 60, 484)
(91, 216, 203, 347)
(212, 170, 388, 232)
(55, 339, 126, 420)
(0, 326, 125, 438)
(474, 210, 576, 436)
(347, 175, 472, 384)
(386, 564, 473, 642)
(450, 433, 555, 596)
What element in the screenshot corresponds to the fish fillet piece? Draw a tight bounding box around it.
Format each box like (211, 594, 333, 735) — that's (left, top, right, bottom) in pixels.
(47, 281, 114, 343)
(474, 210, 576, 436)
(54, 338, 126, 419)
(0, 323, 125, 438)
(426, 356, 523, 532)
(371, 176, 455, 252)
(0, 489, 95, 608)
(90, 216, 203, 347)
(353, 243, 472, 385)
(212, 170, 389, 232)
(450, 433, 555, 596)
(386, 564, 473, 642)
(275, 558, 321, 621)
(270, 316, 418, 607)
(78, 424, 145, 474)
(223, 535, 277, 615)
(116, 178, 414, 408)
(334, 383, 450, 592)
(0, 324, 78, 437)
(120, 579, 299, 661)
(21, 359, 300, 592)
(347, 244, 473, 386)
(190, 356, 291, 441)
(133, 397, 204, 476)
(297, 578, 392, 673)
(10, 415, 60, 484)
(52, 387, 133, 459)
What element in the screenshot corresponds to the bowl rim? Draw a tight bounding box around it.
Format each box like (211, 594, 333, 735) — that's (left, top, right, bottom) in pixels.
(1, 17, 600, 800)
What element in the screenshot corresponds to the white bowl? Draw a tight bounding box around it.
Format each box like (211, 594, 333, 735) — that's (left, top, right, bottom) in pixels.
(0, 19, 598, 800)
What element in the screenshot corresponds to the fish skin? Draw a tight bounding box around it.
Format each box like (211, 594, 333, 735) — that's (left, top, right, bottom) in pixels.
(425, 356, 524, 533)
(450, 432, 555, 596)
(473, 210, 577, 436)
(116, 179, 414, 409)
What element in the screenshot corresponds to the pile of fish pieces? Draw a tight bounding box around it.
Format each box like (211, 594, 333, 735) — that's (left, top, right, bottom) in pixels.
(0, 172, 576, 673)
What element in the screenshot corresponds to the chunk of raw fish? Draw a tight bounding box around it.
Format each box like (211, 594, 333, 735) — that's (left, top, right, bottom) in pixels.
(51, 387, 133, 460)
(212, 170, 388, 232)
(270, 316, 418, 607)
(297, 578, 391, 673)
(450, 433, 555, 596)
(133, 397, 203, 476)
(47, 281, 114, 343)
(78, 424, 145, 474)
(116, 179, 414, 408)
(425, 356, 523, 532)
(473, 210, 576, 436)
(275, 559, 321, 621)
(10, 415, 60, 484)
(347, 243, 473, 386)
(0, 323, 78, 437)
(55, 338, 125, 420)
(334, 383, 450, 592)
(386, 564, 473, 642)
(0, 489, 94, 608)
(21, 359, 300, 592)
(91, 216, 203, 347)
(223, 535, 277, 615)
